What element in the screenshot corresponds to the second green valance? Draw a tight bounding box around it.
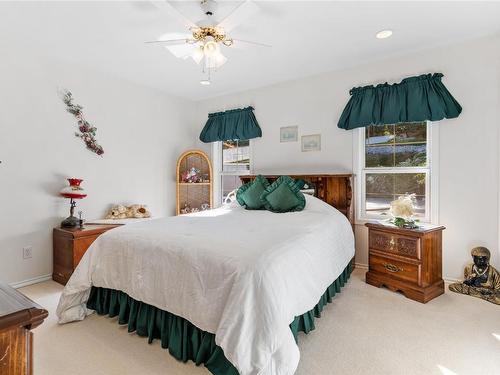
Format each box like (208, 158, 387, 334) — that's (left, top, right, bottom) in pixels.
(337, 73, 462, 130)
(199, 106, 262, 143)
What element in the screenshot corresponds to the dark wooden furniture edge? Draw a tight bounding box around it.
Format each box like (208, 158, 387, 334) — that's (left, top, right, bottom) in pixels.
(0, 283, 48, 333)
(54, 224, 123, 238)
(1, 283, 48, 375)
(0, 308, 48, 334)
(365, 272, 445, 303)
(365, 222, 446, 235)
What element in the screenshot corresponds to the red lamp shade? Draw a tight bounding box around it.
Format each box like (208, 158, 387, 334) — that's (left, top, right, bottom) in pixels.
(60, 178, 87, 199)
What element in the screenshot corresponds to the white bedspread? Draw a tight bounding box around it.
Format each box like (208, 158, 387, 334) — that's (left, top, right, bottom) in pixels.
(57, 195, 354, 375)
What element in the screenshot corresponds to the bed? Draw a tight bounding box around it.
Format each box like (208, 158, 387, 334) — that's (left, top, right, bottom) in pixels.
(57, 174, 355, 375)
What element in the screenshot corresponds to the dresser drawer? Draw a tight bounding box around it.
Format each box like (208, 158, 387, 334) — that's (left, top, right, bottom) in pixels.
(369, 230, 420, 259)
(369, 254, 419, 285)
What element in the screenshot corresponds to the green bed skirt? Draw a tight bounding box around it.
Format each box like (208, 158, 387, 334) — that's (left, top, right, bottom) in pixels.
(86, 261, 353, 375)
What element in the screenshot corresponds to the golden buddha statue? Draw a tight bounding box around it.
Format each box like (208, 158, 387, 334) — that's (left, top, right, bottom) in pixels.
(449, 247, 500, 305)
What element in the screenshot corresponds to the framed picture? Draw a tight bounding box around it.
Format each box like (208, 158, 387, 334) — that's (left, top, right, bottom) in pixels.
(301, 134, 321, 152)
(280, 126, 298, 142)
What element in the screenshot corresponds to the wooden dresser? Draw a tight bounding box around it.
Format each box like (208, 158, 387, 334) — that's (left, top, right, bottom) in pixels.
(0, 283, 47, 375)
(365, 222, 445, 303)
(53, 224, 121, 285)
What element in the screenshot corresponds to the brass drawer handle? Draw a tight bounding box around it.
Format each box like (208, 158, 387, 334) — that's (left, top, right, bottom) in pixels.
(383, 263, 403, 273)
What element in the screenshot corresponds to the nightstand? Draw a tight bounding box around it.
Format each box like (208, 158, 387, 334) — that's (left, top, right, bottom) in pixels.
(52, 224, 121, 285)
(365, 221, 445, 303)
(0, 283, 48, 374)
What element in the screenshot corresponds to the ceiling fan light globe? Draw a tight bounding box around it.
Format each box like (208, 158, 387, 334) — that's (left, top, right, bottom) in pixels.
(203, 40, 220, 57)
(192, 46, 205, 64)
(214, 52, 227, 66)
(206, 52, 227, 69)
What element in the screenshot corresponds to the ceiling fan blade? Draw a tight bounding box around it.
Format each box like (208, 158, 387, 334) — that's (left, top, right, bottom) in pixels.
(144, 39, 188, 44)
(231, 39, 272, 48)
(165, 43, 197, 59)
(217, 0, 259, 32)
(150, 0, 197, 29)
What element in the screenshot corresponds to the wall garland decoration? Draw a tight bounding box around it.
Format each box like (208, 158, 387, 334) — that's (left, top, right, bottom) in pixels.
(61, 89, 104, 156)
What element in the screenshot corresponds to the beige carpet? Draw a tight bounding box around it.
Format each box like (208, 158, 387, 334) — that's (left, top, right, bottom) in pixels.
(20, 270, 500, 375)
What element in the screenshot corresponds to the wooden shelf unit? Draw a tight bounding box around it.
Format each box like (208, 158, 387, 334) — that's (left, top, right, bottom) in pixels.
(176, 150, 213, 215)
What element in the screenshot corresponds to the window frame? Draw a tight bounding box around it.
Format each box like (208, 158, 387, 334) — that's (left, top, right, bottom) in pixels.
(354, 121, 439, 224)
(211, 140, 254, 206)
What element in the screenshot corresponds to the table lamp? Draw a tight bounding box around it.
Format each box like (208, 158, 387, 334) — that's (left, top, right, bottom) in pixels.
(60, 178, 87, 228)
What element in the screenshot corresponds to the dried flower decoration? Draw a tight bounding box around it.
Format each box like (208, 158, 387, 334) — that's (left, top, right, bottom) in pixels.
(61, 89, 104, 156)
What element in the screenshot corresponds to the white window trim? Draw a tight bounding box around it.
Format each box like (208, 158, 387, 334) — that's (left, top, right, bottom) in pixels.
(353, 121, 439, 225)
(211, 140, 254, 207)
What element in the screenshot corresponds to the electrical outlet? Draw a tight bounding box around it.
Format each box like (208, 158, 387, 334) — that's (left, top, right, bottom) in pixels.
(23, 246, 33, 259)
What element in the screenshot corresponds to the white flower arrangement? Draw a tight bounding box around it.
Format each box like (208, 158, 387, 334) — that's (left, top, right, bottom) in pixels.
(390, 194, 415, 218)
(389, 194, 419, 228)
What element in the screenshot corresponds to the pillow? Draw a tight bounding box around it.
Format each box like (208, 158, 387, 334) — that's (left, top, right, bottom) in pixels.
(294, 179, 316, 195)
(294, 179, 307, 190)
(260, 176, 306, 213)
(236, 175, 270, 210)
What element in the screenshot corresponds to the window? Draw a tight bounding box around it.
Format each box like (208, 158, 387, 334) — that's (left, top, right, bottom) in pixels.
(213, 140, 251, 204)
(359, 122, 432, 221)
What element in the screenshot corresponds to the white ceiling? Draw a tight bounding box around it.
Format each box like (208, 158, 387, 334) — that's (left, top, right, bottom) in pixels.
(2, 1, 500, 101)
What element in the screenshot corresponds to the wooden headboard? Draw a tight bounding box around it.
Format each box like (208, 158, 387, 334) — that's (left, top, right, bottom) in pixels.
(239, 174, 354, 226)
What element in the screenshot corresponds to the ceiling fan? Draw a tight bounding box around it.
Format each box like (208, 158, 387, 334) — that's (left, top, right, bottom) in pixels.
(145, 0, 271, 85)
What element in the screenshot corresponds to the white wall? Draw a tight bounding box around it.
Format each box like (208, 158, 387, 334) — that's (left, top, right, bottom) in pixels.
(2, 35, 498, 286)
(0, 54, 198, 285)
(196, 35, 500, 280)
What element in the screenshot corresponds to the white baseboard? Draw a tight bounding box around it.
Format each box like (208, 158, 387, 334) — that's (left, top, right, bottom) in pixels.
(7, 270, 461, 289)
(10, 274, 52, 289)
(443, 277, 461, 284)
(354, 262, 368, 270)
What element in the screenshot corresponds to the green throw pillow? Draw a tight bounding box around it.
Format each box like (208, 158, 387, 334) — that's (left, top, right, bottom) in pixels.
(260, 176, 306, 213)
(236, 175, 270, 210)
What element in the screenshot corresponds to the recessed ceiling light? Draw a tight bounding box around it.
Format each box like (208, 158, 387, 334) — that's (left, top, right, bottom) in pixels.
(376, 29, 393, 39)
(200, 79, 211, 86)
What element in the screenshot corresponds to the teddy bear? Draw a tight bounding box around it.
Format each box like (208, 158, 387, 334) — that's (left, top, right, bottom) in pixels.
(127, 204, 151, 218)
(105, 205, 128, 219)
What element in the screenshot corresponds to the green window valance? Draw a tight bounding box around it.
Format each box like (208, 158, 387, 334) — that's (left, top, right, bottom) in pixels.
(199, 106, 262, 143)
(337, 73, 462, 130)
